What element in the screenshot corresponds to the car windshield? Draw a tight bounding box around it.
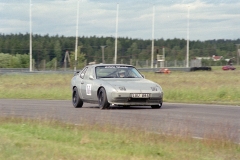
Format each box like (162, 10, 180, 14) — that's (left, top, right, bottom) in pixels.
(95, 66, 143, 79)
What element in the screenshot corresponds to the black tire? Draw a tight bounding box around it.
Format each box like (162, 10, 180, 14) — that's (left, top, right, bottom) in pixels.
(98, 88, 110, 110)
(72, 87, 83, 108)
(122, 105, 130, 108)
(151, 103, 162, 109)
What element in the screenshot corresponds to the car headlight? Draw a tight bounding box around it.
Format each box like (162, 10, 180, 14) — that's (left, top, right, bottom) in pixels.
(151, 87, 158, 91)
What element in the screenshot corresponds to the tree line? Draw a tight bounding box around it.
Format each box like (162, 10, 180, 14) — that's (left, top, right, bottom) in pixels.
(0, 33, 239, 68)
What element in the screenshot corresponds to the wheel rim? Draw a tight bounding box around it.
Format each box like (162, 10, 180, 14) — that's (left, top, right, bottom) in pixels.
(73, 91, 77, 105)
(99, 91, 103, 106)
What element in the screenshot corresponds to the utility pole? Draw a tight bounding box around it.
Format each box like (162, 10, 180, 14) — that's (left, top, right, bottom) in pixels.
(162, 47, 165, 67)
(101, 46, 107, 63)
(236, 44, 240, 66)
(64, 50, 70, 71)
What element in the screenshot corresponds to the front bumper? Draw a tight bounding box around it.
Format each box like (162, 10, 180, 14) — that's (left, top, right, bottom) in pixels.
(109, 92, 163, 106)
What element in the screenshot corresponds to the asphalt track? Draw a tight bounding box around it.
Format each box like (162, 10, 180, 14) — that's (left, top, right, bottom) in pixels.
(0, 99, 239, 144)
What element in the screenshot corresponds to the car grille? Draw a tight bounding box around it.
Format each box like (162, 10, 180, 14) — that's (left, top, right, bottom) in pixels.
(128, 98, 162, 103)
(113, 97, 162, 104)
(128, 98, 148, 103)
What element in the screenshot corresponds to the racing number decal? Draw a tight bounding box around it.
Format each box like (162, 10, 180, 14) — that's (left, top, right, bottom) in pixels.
(86, 84, 91, 96)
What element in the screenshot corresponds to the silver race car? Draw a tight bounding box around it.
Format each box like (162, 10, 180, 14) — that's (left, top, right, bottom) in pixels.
(71, 64, 163, 109)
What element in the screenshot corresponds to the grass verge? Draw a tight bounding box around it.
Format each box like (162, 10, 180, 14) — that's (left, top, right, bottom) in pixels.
(0, 117, 239, 160)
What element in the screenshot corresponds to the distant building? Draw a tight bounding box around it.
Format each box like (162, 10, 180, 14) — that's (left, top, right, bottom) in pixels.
(195, 56, 211, 60)
(88, 61, 96, 65)
(212, 55, 223, 61)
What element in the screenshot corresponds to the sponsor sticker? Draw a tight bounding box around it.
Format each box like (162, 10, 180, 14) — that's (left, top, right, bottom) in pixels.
(104, 66, 128, 68)
(86, 84, 91, 95)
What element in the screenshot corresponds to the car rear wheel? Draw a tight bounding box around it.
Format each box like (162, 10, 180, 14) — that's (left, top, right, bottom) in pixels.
(151, 103, 162, 109)
(98, 88, 110, 110)
(72, 87, 83, 108)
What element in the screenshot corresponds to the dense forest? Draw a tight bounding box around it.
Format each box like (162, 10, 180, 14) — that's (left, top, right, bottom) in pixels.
(0, 33, 239, 69)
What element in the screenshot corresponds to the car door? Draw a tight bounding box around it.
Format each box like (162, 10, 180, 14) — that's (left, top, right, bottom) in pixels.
(78, 67, 88, 99)
(79, 66, 95, 100)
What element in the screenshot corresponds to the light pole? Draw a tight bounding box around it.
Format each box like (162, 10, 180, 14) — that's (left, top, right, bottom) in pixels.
(186, 5, 190, 68)
(74, 0, 80, 72)
(114, 3, 119, 64)
(151, 5, 155, 68)
(101, 45, 107, 63)
(29, 0, 32, 72)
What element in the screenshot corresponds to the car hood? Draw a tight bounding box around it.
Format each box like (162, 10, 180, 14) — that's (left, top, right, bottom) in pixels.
(101, 78, 162, 92)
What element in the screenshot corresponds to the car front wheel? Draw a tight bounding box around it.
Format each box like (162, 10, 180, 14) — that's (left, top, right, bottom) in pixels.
(72, 87, 83, 108)
(151, 103, 162, 109)
(98, 88, 110, 110)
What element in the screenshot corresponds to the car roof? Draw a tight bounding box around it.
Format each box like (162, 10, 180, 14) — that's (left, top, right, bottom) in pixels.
(87, 64, 133, 68)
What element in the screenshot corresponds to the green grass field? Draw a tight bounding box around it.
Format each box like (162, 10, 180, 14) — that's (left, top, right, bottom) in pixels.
(0, 67, 240, 159)
(0, 66, 239, 105)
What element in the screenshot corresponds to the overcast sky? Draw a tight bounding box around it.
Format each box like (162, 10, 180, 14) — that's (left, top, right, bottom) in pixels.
(0, 0, 239, 41)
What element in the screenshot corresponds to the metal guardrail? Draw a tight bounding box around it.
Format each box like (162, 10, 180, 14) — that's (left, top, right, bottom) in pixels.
(0, 68, 29, 73)
(0, 68, 74, 74)
(138, 67, 191, 72)
(0, 67, 191, 75)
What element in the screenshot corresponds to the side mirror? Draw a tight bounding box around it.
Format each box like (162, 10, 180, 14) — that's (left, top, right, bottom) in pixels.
(74, 71, 79, 76)
(89, 75, 94, 80)
(80, 73, 84, 78)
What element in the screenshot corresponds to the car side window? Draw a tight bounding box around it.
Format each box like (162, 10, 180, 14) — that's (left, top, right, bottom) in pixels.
(83, 67, 92, 80)
(80, 67, 88, 79)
